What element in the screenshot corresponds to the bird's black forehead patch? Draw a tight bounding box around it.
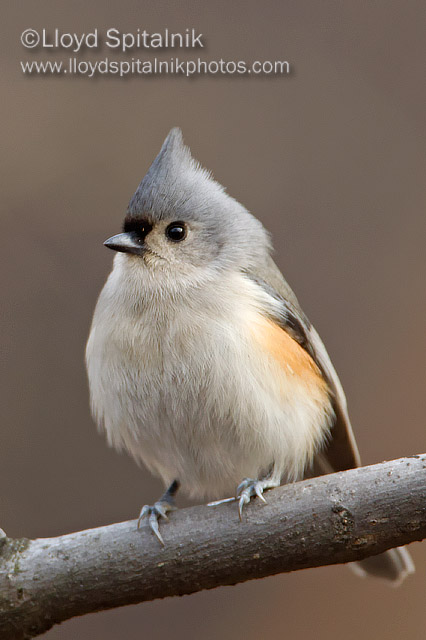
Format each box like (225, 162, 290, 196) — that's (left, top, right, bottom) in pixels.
(122, 214, 153, 235)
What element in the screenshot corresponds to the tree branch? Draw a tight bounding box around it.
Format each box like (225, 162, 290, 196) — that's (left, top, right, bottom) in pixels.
(1, 455, 425, 639)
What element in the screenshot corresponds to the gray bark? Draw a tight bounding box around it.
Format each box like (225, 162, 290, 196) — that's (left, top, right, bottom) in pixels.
(1, 454, 425, 640)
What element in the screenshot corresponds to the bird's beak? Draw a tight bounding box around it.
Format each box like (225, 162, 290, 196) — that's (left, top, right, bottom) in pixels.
(103, 232, 145, 255)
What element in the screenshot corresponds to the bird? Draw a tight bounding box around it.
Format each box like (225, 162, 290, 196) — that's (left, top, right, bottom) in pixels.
(86, 128, 414, 583)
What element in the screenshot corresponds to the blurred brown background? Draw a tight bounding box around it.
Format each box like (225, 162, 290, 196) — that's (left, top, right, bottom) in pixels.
(2, 1, 425, 638)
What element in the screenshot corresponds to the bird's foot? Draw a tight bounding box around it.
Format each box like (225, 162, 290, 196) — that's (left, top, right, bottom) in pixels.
(137, 501, 176, 545)
(207, 496, 236, 506)
(236, 477, 279, 521)
(138, 480, 179, 545)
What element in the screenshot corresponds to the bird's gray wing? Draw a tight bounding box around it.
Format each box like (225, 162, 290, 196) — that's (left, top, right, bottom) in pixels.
(244, 255, 361, 475)
(245, 259, 416, 584)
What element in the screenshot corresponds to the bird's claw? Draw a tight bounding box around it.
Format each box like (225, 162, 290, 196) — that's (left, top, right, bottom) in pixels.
(236, 478, 267, 521)
(138, 500, 177, 545)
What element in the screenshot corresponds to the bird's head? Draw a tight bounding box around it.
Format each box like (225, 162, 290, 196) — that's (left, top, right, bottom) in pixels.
(104, 128, 270, 283)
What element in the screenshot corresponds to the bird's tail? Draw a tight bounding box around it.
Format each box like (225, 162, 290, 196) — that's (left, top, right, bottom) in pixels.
(350, 546, 415, 586)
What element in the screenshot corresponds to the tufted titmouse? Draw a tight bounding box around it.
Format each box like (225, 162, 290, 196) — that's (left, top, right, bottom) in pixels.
(86, 128, 414, 583)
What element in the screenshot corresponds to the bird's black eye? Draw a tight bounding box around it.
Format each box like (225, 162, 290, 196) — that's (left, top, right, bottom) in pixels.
(165, 222, 187, 242)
